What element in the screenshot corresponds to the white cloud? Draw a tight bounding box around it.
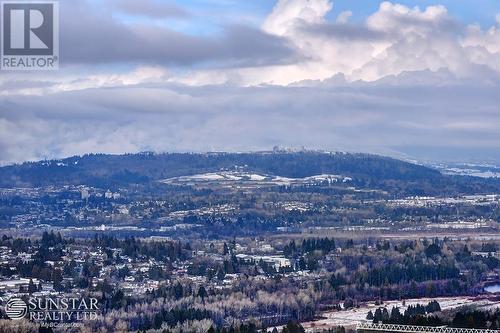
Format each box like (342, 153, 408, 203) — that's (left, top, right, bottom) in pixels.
(263, 0, 332, 36)
(366, 2, 449, 33)
(462, 22, 500, 54)
(336, 11, 352, 24)
(1, 1, 500, 164)
(243, 1, 500, 84)
(4, 1, 499, 88)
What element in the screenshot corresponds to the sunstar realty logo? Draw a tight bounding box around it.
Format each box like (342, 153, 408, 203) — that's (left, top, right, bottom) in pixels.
(5, 298, 28, 320)
(2, 296, 100, 327)
(1, 0, 59, 70)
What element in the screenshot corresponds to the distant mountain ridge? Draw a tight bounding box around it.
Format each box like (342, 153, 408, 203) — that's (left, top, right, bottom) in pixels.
(0, 152, 498, 195)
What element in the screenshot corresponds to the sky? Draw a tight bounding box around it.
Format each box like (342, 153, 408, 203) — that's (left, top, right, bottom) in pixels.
(1, 0, 500, 165)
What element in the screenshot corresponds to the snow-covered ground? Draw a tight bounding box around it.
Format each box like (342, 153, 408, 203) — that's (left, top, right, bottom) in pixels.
(161, 171, 351, 187)
(430, 163, 500, 179)
(302, 296, 500, 331)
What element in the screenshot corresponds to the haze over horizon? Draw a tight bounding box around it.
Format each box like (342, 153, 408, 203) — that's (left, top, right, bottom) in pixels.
(1, 0, 500, 165)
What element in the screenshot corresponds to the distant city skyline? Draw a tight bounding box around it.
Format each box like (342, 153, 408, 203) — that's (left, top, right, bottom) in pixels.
(1, 0, 499, 165)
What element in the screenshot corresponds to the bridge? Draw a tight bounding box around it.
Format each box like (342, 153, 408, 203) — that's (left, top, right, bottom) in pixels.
(357, 323, 500, 333)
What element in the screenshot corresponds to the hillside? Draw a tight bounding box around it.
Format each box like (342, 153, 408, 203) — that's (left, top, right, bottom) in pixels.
(0, 152, 498, 195)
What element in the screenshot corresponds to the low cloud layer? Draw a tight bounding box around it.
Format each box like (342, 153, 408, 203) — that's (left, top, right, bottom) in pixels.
(1, 71, 499, 164)
(1, 1, 499, 165)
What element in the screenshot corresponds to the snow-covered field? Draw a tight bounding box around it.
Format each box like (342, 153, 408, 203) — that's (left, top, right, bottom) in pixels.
(302, 296, 500, 331)
(161, 171, 351, 187)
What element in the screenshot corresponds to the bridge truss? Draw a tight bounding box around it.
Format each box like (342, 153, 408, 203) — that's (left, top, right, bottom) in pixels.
(357, 323, 500, 333)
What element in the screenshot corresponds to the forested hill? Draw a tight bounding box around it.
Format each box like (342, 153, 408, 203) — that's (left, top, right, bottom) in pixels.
(0, 152, 498, 195)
